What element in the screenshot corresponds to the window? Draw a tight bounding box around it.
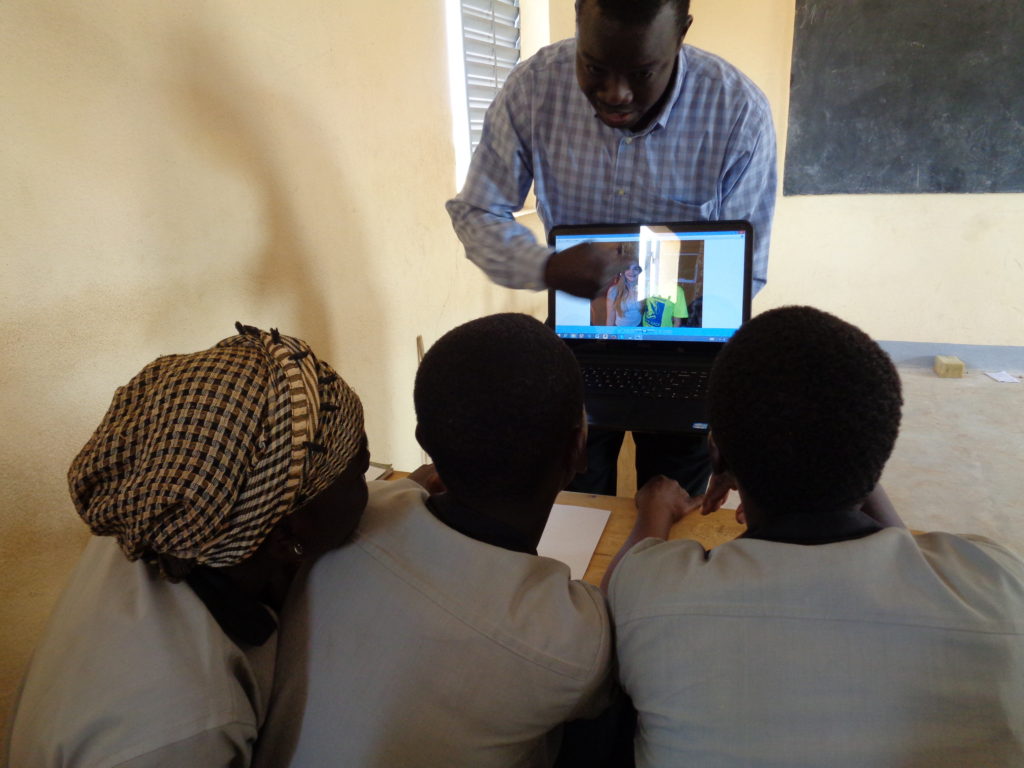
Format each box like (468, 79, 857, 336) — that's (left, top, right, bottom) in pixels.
(447, 0, 521, 187)
(461, 0, 521, 151)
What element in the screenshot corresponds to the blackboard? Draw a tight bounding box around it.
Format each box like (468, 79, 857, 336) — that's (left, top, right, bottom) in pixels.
(784, 0, 1024, 195)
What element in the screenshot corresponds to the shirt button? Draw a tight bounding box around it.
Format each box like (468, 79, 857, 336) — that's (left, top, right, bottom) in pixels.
(617, 189, 625, 196)
(625, 137, 633, 145)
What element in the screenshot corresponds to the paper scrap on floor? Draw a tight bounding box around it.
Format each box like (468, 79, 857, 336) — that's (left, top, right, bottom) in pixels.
(538, 504, 612, 580)
(985, 371, 1021, 384)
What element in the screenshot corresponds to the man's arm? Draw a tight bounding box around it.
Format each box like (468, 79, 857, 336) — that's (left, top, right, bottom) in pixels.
(718, 100, 777, 295)
(446, 64, 632, 296)
(445, 62, 553, 291)
(600, 476, 702, 594)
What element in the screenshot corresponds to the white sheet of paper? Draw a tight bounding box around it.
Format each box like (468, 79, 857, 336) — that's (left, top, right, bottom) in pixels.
(537, 504, 612, 580)
(365, 462, 392, 482)
(724, 490, 741, 511)
(985, 370, 1021, 384)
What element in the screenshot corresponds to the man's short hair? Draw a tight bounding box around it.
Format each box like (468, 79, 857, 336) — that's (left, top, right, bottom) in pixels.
(577, 0, 691, 34)
(415, 313, 584, 503)
(708, 306, 902, 517)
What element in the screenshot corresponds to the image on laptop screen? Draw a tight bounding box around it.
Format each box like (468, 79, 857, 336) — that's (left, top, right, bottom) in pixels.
(550, 223, 750, 343)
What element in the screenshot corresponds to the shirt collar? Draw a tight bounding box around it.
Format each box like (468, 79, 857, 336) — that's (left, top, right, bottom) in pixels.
(637, 45, 688, 136)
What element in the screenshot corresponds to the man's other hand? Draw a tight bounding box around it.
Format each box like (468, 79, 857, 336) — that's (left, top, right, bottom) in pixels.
(544, 242, 634, 298)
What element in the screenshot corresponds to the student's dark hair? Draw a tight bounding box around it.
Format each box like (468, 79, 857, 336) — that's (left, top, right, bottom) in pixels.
(577, 0, 691, 34)
(708, 306, 902, 517)
(414, 313, 584, 503)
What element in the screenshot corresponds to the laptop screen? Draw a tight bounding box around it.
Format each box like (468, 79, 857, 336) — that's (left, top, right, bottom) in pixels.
(549, 222, 752, 345)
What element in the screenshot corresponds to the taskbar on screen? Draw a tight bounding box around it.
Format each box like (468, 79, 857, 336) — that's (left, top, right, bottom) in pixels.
(555, 326, 734, 343)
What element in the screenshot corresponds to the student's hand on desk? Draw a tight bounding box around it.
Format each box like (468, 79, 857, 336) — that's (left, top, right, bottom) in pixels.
(636, 476, 703, 531)
(407, 463, 446, 495)
(544, 242, 634, 298)
(602, 476, 703, 594)
(701, 470, 746, 524)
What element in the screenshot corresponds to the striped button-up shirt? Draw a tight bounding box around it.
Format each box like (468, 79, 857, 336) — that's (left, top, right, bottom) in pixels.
(447, 39, 777, 293)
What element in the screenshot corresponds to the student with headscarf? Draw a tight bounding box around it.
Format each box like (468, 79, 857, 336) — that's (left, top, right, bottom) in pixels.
(6, 323, 370, 768)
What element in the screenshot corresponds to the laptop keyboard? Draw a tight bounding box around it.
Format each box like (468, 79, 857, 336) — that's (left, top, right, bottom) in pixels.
(581, 365, 709, 400)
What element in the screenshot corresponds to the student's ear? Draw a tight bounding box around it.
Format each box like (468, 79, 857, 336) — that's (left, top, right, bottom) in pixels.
(563, 415, 588, 487)
(571, 422, 588, 475)
(702, 432, 736, 516)
(263, 517, 305, 564)
(708, 432, 728, 475)
(415, 424, 431, 457)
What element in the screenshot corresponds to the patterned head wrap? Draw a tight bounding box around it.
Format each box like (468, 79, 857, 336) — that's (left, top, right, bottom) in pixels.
(68, 323, 365, 569)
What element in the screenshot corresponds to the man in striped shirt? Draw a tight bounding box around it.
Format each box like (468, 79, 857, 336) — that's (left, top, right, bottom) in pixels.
(447, 0, 777, 496)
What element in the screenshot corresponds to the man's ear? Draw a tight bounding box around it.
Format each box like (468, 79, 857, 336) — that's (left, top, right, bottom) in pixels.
(679, 14, 694, 44)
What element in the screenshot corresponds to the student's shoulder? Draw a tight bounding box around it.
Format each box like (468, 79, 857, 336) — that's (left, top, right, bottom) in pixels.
(525, 573, 610, 679)
(362, 478, 429, 524)
(608, 537, 708, 606)
(915, 531, 1024, 590)
(523, 557, 610, 633)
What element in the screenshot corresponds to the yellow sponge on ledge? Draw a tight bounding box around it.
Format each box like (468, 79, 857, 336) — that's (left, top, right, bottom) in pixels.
(933, 355, 965, 378)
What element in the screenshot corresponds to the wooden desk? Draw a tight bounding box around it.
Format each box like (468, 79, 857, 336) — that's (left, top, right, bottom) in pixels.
(387, 473, 745, 588)
(556, 491, 744, 587)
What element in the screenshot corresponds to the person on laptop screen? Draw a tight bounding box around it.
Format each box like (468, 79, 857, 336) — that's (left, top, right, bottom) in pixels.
(604, 306, 1024, 766)
(254, 314, 613, 768)
(607, 263, 644, 326)
(447, 0, 777, 499)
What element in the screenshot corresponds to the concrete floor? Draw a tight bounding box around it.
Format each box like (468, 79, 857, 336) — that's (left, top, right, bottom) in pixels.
(883, 367, 1024, 553)
(616, 365, 1024, 556)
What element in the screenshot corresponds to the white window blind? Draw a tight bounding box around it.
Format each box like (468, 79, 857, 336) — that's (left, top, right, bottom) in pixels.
(461, 0, 521, 152)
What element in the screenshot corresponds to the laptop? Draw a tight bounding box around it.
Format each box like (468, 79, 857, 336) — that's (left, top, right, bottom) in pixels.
(548, 221, 753, 434)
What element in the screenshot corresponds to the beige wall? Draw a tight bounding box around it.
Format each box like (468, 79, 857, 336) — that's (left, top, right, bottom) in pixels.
(2, 0, 1022, 743)
(2, 0, 548, 507)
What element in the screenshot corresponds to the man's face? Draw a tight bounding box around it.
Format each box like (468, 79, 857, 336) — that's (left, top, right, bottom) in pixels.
(575, 1, 689, 132)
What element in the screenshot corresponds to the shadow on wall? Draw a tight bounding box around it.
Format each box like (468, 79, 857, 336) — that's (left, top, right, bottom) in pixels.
(1, 11, 392, 752)
(166, 25, 385, 378)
